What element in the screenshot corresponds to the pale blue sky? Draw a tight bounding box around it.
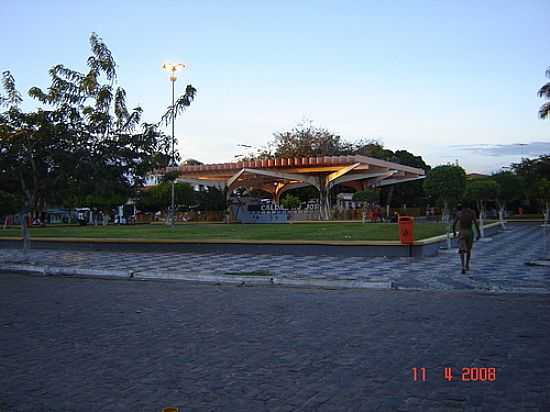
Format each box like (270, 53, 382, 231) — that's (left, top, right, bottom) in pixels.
(2, 0, 550, 172)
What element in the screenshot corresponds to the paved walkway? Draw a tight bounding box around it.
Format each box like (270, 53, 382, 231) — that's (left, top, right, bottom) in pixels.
(1, 273, 549, 411)
(1, 224, 549, 293)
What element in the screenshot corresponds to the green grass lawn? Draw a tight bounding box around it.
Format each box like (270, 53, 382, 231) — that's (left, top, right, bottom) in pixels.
(0, 222, 448, 242)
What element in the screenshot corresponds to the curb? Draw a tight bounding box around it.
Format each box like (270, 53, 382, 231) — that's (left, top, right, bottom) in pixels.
(273, 277, 393, 289)
(0, 264, 392, 289)
(133, 271, 275, 285)
(0, 264, 132, 279)
(526, 260, 550, 267)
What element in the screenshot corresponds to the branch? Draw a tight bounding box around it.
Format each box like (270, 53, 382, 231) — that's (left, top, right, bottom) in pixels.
(161, 84, 197, 126)
(538, 83, 550, 99)
(1, 71, 22, 108)
(539, 102, 550, 119)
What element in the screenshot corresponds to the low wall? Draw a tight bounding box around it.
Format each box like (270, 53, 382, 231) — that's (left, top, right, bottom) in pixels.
(0, 223, 503, 258)
(0, 238, 438, 257)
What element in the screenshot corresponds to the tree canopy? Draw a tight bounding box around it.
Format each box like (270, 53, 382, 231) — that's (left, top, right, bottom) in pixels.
(135, 182, 195, 213)
(492, 171, 524, 207)
(423, 165, 466, 210)
(511, 155, 550, 203)
(464, 178, 499, 208)
(0, 34, 179, 219)
(280, 194, 301, 210)
(352, 189, 379, 203)
(534, 178, 550, 204)
(538, 66, 550, 119)
(257, 122, 429, 168)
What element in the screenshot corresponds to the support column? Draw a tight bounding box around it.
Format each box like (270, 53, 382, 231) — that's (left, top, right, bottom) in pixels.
(318, 176, 331, 221)
(274, 182, 286, 204)
(225, 186, 234, 223)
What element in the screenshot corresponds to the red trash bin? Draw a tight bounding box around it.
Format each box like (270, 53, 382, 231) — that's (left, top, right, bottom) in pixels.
(398, 216, 414, 245)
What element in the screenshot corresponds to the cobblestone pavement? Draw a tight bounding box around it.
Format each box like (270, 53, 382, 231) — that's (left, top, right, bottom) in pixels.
(1, 224, 549, 293)
(1, 273, 549, 411)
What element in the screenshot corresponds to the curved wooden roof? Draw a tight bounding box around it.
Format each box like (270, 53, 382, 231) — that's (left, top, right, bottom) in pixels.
(178, 155, 425, 176)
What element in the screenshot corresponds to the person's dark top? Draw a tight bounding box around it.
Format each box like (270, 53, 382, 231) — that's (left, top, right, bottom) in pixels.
(453, 208, 480, 238)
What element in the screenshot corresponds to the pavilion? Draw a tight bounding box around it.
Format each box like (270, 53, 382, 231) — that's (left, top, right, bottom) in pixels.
(172, 155, 425, 220)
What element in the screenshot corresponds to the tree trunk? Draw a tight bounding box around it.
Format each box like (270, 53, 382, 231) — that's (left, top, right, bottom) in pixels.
(19, 211, 31, 257)
(170, 180, 176, 228)
(386, 186, 394, 219)
(479, 200, 485, 238)
(442, 200, 451, 249)
(442, 200, 449, 224)
(446, 222, 452, 250)
(498, 206, 506, 230)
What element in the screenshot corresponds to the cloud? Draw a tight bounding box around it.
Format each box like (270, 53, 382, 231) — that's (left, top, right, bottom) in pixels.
(451, 141, 550, 157)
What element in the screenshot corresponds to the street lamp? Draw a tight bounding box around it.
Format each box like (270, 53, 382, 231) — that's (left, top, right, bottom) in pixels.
(161, 62, 185, 228)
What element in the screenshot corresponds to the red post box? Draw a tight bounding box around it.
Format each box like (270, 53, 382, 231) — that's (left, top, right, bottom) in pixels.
(398, 216, 414, 244)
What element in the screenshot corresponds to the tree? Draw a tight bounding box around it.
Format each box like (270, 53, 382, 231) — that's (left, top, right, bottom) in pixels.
(382, 150, 431, 210)
(352, 188, 379, 203)
(534, 178, 550, 223)
(160, 75, 197, 228)
(0, 191, 20, 227)
(195, 187, 226, 211)
(423, 165, 466, 222)
(464, 178, 499, 237)
(162, 170, 180, 183)
(135, 182, 194, 215)
(492, 171, 524, 224)
(352, 189, 379, 223)
(280, 194, 301, 210)
(464, 178, 499, 211)
(264, 121, 353, 158)
(538, 66, 550, 119)
(0, 33, 178, 253)
(182, 158, 203, 166)
(511, 155, 550, 211)
(0, 173, 21, 222)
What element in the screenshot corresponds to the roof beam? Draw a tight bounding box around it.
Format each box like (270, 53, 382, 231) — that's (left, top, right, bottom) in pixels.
(329, 170, 395, 187)
(176, 177, 226, 189)
(275, 181, 314, 200)
(327, 163, 361, 187)
(243, 168, 319, 188)
(353, 155, 425, 176)
(227, 169, 247, 189)
(373, 176, 426, 187)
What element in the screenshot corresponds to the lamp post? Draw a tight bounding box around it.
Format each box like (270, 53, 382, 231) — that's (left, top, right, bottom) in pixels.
(161, 63, 185, 228)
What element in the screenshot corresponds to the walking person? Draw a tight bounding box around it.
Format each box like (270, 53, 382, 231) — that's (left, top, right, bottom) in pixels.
(453, 203, 481, 275)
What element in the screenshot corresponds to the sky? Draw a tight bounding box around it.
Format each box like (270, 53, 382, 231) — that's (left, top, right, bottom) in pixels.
(2, 0, 550, 173)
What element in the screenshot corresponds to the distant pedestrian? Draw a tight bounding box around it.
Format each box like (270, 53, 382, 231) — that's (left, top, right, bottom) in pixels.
(453, 203, 481, 275)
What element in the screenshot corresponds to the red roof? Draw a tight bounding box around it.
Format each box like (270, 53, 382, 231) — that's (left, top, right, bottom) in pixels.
(179, 155, 356, 173)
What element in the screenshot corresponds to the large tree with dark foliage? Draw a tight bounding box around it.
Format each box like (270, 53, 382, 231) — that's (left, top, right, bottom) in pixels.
(511, 155, 550, 210)
(423, 165, 466, 222)
(492, 171, 524, 218)
(135, 182, 195, 214)
(0, 33, 177, 252)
